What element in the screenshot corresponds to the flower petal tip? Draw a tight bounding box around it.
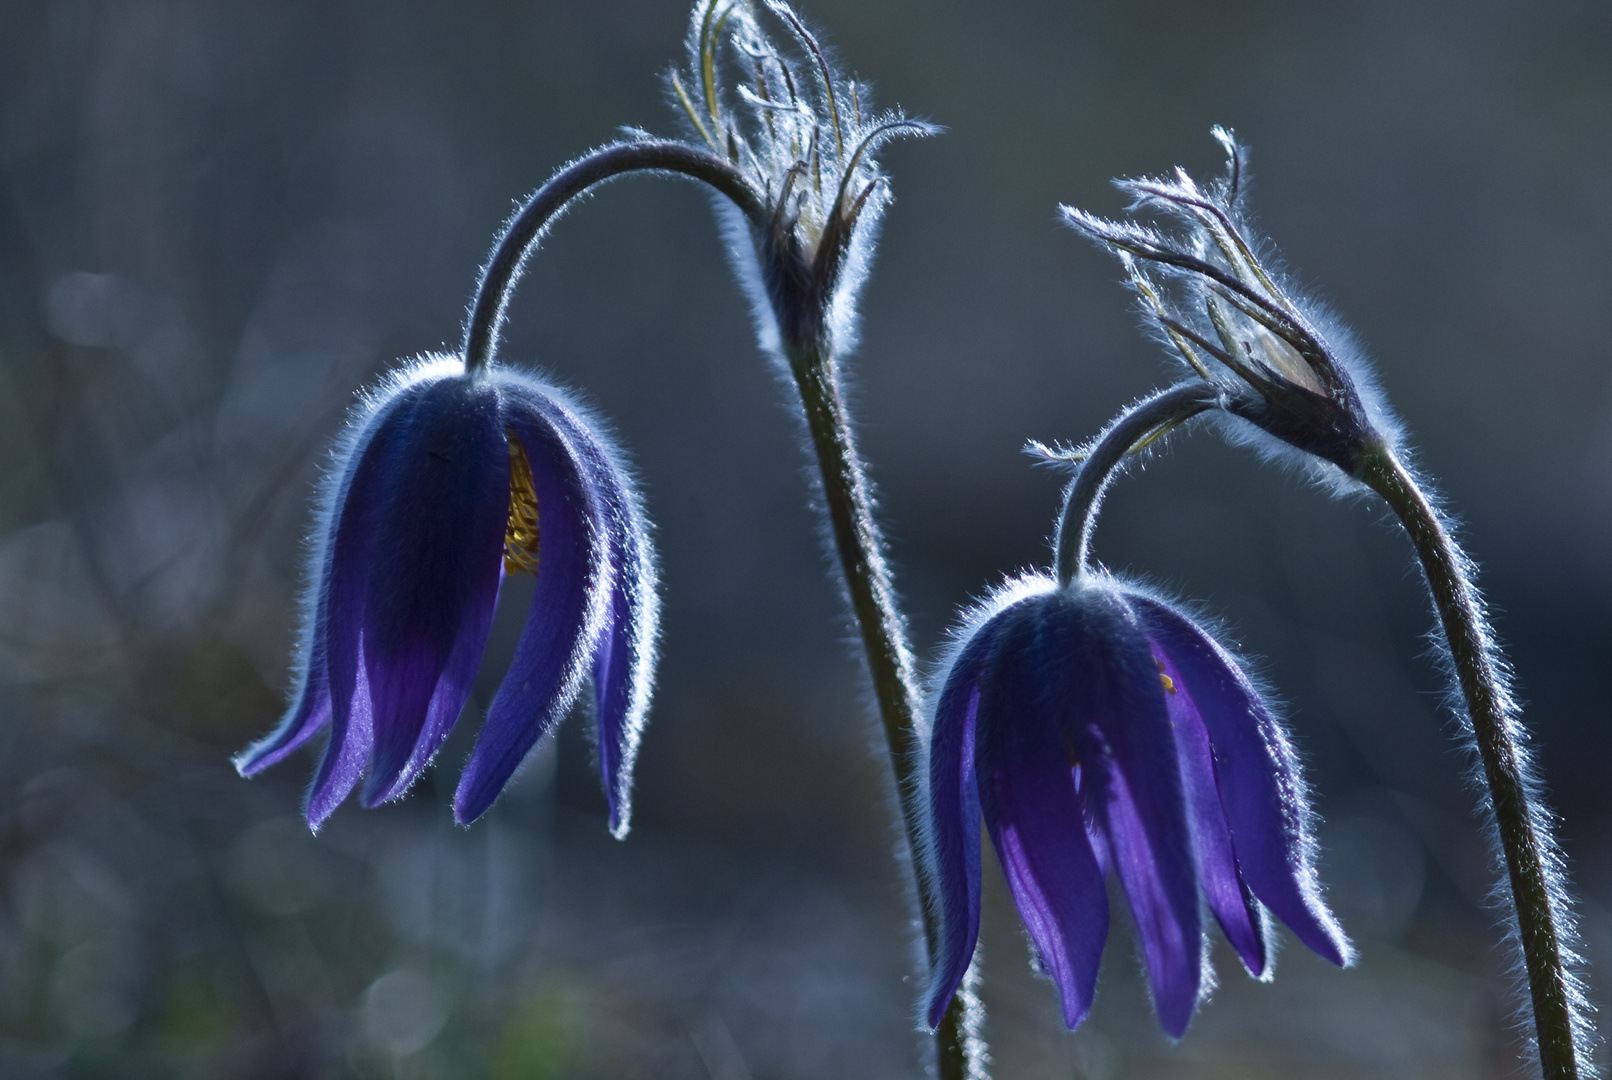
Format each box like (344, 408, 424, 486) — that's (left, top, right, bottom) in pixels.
(1153, 987, 1198, 1041)
(1059, 997, 1094, 1032)
(304, 787, 345, 834)
(923, 1001, 947, 1033)
(1316, 925, 1355, 969)
(451, 773, 498, 827)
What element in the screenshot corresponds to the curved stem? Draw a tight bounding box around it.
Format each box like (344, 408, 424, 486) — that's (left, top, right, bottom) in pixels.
(1360, 446, 1585, 1080)
(785, 339, 986, 1080)
(462, 140, 765, 374)
(1053, 381, 1216, 585)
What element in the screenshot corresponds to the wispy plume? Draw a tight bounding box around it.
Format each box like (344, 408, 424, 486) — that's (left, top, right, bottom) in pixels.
(1062, 129, 1398, 484)
(671, 0, 936, 355)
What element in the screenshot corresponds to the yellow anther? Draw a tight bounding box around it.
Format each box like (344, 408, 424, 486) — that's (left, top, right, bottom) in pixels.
(1154, 656, 1178, 696)
(503, 431, 541, 576)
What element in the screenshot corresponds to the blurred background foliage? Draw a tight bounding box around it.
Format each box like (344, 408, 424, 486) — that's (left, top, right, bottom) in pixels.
(1, 0, 1610, 1076)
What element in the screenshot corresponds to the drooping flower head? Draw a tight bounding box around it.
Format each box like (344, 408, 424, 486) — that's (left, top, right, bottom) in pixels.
(235, 355, 658, 834)
(922, 572, 1350, 1036)
(671, 0, 935, 355)
(1061, 129, 1398, 482)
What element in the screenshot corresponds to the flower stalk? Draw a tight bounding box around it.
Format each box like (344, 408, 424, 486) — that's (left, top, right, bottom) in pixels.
(451, 4, 973, 1073)
(1064, 131, 1593, 1079)
(1359, 445, 1586, 1080)
(666, 3, 971, 1072)
(463, 140, 764, 374)
(1053, 381, 1217, 585)
(786, 339, 985, 1079)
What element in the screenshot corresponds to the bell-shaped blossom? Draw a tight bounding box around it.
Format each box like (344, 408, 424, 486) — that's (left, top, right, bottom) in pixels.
(235, 355, 658, 834)
(922, 572, 1349, 1036)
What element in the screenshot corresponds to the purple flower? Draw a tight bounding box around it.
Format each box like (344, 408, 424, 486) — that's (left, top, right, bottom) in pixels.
(234, 355, 658, 834)
(923, 572, 1349, 1036)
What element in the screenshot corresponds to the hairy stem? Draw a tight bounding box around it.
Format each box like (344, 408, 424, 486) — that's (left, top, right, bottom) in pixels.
(1054, 381, 1216, 584)
(785, 339, 986, 1080)
(1361, 446, 1584, 1080)
(462, 140, 764, 374)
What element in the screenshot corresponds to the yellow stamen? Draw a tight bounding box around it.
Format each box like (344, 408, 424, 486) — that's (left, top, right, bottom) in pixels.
(504, 432, 541, 576)
(1154, 655, 1178, 696)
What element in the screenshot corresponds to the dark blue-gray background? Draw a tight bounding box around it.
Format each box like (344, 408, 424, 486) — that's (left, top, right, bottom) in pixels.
(2, 0, 1609, 1076)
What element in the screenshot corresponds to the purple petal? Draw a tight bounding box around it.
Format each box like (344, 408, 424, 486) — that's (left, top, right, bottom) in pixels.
(1084, 812, 1112, 879)
(593, 545, 647, 837)
(308, 385, 421, 827)
(234, 381, 393, 778)
(975, 598, 1110, 1031)
(234, 650, 331, 776)
(921, 625, 995, 1030)
(522, 384, 658, 839)
(1066, 585, 1202, 1037)
(355, 378, 508, 806)
(453, 387, 606, 824)
(308, 637, 373, 828)
(1152, 637, 1271, 977)
(1133, 596, 1352, 967)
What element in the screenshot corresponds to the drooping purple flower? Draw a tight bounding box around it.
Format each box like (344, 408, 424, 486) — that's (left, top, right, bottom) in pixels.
(922, 572, 1350, 1037)
(234, 355, 658, 835)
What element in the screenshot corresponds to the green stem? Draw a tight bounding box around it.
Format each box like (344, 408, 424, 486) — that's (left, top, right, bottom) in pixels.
(1360, 446, 1583, 1080)
(785, 339, 986, 1080)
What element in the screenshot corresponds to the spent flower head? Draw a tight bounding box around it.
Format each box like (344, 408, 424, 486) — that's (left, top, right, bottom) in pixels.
(922, 571, 1350, 1036)
(1061, 129, 1396, 480)
(671, 0, 935, 354)
(235, 357, 658, 834)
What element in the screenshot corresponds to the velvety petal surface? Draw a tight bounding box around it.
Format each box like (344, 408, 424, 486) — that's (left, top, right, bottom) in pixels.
(976, 596, 1112, 1031)
(234, 382, 404, 778)
(309, 381, 438, 827)
(1133, 596, 1351, 967)
(453, 387, 606, 824)
(354, 376, 508, 807)
(526, 383, 658, 839)
(1151, 635, 1270, 977)
(235, 638, 332, 776)
(1066, 585, 1202, 1037)
(922, 623, 998, 1030)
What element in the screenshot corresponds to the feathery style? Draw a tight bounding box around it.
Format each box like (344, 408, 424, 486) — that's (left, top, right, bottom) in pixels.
(672, 0, 935, 356)
(234, 356, 658, 834)
(1061, 128, 1396, 482)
